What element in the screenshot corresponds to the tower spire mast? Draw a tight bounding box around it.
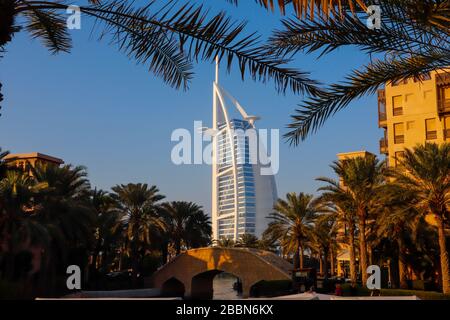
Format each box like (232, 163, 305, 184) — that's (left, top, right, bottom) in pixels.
(215, 55, 219, 84)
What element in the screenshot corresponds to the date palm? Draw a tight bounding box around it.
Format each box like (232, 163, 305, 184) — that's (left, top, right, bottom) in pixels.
(89, 188, 120, 277)
(269, 0, 450, 143)
(310, 214, 338, 277)
(236, 233, 260, 248)
(315, 178, 358, 283)
(264, 192, 318, 269)
(0, 0, 321, 109)
(0, 171, 49, 280)
(111, 183, 165, 283)
(215, 237, 235, 247)
(160, 201, 211, 255)
(324, 156, 385, 284)
(391, 143, 450, 294)
(374, 184, 423, 289)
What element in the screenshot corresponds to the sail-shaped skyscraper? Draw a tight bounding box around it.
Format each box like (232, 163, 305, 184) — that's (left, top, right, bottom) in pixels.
(210, 59, 278, 241)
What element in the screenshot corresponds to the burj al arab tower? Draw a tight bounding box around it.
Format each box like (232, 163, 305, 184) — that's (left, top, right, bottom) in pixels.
(210, 59, 278, 241)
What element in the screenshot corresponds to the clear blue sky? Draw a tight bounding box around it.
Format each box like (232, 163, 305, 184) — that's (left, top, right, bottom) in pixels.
(0, 1, 381, 214)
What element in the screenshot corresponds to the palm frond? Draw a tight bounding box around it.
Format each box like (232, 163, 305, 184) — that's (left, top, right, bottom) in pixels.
(18, 0, 320, 94)
(21, 3, 71, 53)
(285, 52, 450, 144)
(226, 0, 367, 17)
(263, 0, 450, 144)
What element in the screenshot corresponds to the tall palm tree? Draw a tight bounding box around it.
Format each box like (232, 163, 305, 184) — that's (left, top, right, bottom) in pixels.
(391, 143, 450, 294)
(324, 156, 385, 284)
(264, 192, 318, 269)
(0, 0, 320, 109)
(111, 183, 165, 283)
(89, 188, 120, 278)
(30, 164, 95, 294)
(373, 183, 423, 289)
(271, 0, 450, 143)
(32, 164, 94, 247)
(236, 233, 259, 248)
(160, 201, 211, 255)
(310, 214, 338, 278)
(315, 177, 358, 283)
(0, 171, 49, 281)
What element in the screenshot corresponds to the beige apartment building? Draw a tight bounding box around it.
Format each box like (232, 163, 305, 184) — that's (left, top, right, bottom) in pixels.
(378, 70, 450, 167)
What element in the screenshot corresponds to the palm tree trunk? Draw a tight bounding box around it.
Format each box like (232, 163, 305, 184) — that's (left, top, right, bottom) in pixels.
(358, 212, 368, 285)
(323, 248, 329, 278)
(175, 240, 181, 255)
(293, 247, 300, 269)
(299, 245, 304, 269)
(348, 224, 357, 284)
(330, 248, 335, 277)
(161, 242, 169, 264)
(436, 214, 450, 294)
(397, 238, 408, 289)
(319, 253, 323, 275)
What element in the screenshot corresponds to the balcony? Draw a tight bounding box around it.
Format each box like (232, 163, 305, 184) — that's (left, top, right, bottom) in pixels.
(378, 89, 387, 127)
(436, 73, 450, 86)
(438, 99, 450, 114)
(379, 138, 388, 154)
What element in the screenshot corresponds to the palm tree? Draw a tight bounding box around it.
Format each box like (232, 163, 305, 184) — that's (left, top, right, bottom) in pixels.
(30, 164, 95, 294)
(215, 238, 235, 248)
(391, 143, 450, 294)
(315, 178, 358, 283)
(0, 171, 49, 281)
(236, 233, 259, 248)
(32, 164, 95, 247)
(373, 183, 424, 289)
(111, 183, 165, 283)
(89, 189, 120, 280)
(0, 0, 320, 110)
(321, 156, 385, 284)
(264, 192, 318, 269)
(160, 201, 211, 256)
(310, 214, 338, 278)
(271, 0, 450, 143)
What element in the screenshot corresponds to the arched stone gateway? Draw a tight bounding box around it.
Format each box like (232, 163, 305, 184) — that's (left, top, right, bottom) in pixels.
(151, 247, 293, 299)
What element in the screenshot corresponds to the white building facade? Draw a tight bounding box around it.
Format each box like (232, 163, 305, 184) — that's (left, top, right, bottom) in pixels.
(210, 60, 278, 241)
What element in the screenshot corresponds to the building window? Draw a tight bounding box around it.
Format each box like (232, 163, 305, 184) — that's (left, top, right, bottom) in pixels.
(395, 151, 405, 168)
(425, 118, 437, 140)
(394, 123, 404, 144)
(444, 116, 450, 140)
(439, 86, 450, 113)
(392, 95, 403, 116)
